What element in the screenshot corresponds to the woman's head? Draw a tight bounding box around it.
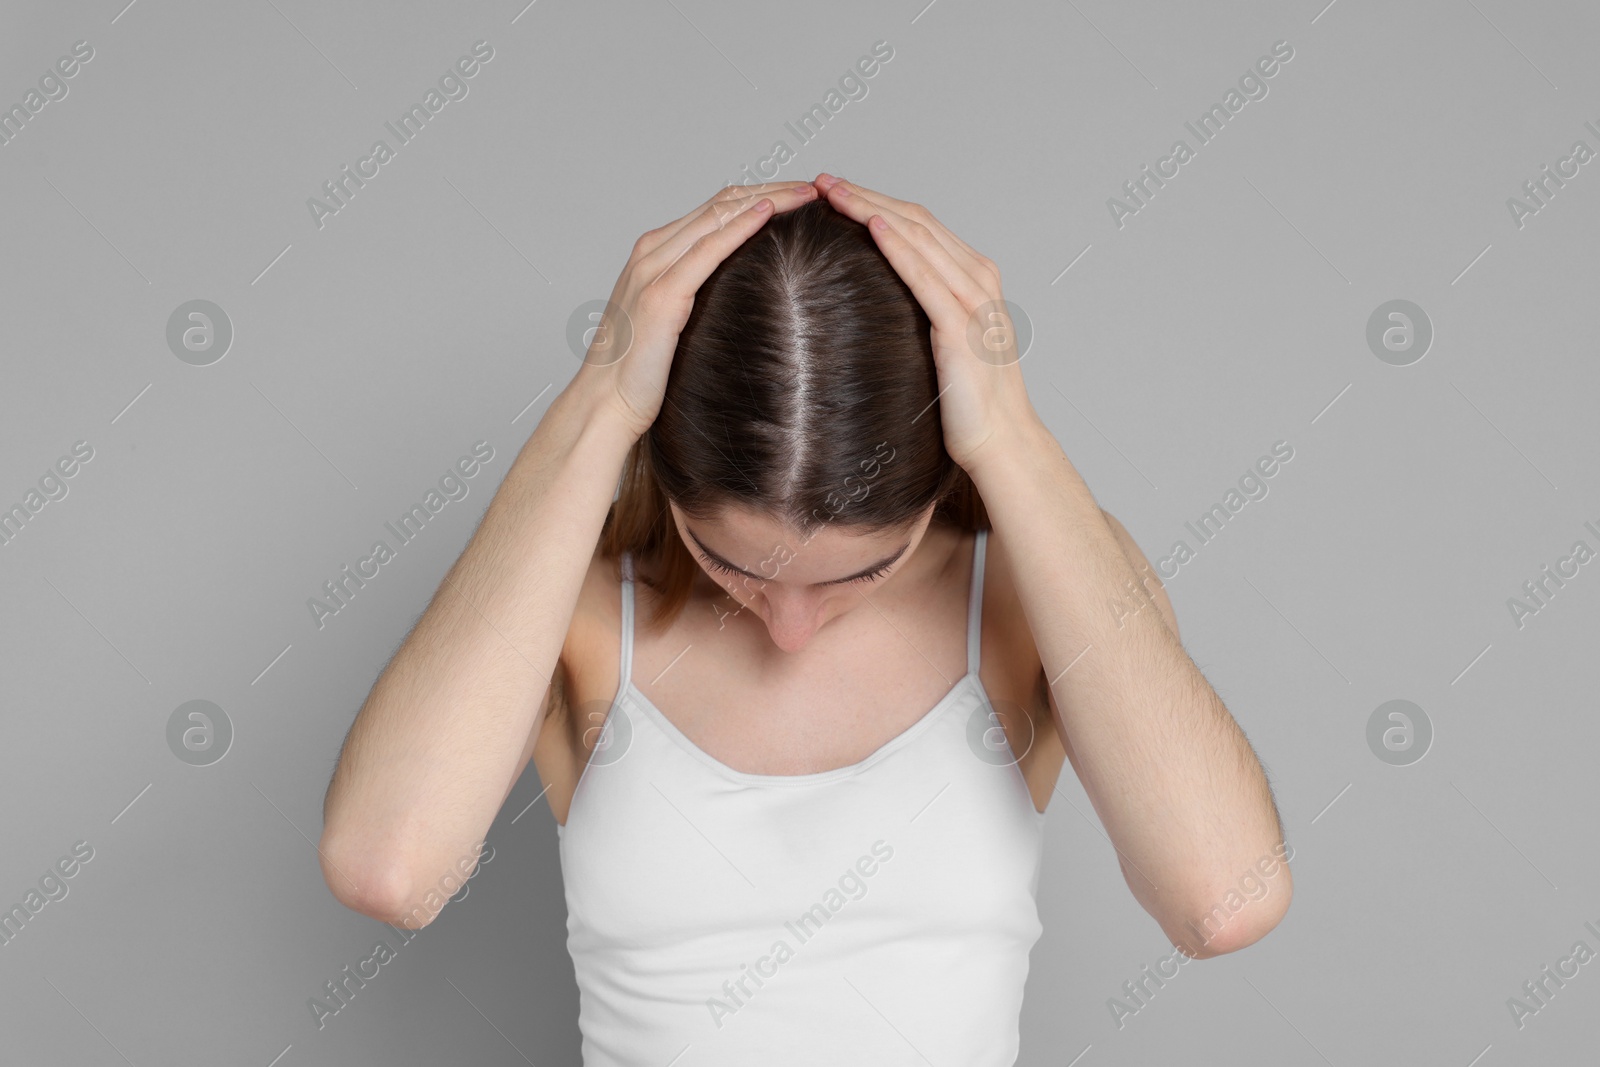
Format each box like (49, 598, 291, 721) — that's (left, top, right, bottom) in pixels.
(601, 195, 986, 646)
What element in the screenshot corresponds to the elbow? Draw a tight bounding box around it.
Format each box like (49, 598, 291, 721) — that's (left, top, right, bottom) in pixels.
(1176, 884, 1293, 960)
(1180, 909, 1285, 959)
(319, 832, 422, 927)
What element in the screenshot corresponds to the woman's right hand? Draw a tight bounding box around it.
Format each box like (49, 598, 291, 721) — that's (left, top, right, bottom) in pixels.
(577, 181, 819, 440)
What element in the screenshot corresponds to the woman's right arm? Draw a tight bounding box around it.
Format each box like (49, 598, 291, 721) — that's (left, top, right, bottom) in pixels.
(317, 374, 636, 927)
(315, 180, 819, 928)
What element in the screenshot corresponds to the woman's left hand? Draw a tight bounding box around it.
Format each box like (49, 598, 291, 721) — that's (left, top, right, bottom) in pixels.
(813, 173, 1039, 472)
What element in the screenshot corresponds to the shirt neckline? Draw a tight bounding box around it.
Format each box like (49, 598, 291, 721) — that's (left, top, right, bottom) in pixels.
(623, 670, 985, 786)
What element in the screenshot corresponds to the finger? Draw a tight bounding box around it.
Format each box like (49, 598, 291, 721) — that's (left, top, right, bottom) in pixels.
(827, 178, 968, 249)
(858, 212, 968, 331)
(643, 185, 813, 278)
(646, 194, 781, 295)
(825, 179, 990, 275)
(641, 182, 814, 259)
(826, 185, 989, 309)
(844, 181, 992, 280)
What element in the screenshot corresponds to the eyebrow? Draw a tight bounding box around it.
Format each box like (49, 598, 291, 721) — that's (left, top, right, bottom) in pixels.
(685, 526, 910, 585)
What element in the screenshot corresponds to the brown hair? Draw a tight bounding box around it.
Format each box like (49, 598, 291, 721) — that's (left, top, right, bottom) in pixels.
(598, 196, 987, 629)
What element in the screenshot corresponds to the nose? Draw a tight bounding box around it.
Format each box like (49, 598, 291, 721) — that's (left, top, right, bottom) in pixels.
(760, 588, 826, 653)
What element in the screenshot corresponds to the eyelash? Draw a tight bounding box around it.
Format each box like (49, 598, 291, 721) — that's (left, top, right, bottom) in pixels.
(698, 552, 891, 585)
(836, 563, 893, 585)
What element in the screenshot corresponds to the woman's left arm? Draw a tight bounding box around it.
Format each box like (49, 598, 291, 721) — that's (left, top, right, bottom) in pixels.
(967, 408, 1291, 959)
(815, 174, 1291, 959)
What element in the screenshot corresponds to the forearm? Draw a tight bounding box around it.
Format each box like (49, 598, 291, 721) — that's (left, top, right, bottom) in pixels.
(319, 372, 636, 923)
(966, 413, 1287, 950)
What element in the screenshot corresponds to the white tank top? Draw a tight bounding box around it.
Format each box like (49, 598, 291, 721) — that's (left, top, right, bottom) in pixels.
(557, 528, 1047, 1065)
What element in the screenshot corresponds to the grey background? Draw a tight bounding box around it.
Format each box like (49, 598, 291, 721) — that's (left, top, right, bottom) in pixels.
(1, 0, 1596, 1063)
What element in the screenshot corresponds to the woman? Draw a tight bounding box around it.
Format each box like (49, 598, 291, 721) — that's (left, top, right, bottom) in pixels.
(319, 175, 1291, 1065)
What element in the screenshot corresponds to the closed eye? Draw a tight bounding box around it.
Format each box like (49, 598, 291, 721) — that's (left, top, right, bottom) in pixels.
(696, 551, 891, 586)
(826, 563, 893, 585)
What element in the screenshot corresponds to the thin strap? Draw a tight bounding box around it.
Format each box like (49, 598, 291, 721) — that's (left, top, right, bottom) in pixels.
(966, 528, 987, 675)
(618, 551, 636, 692)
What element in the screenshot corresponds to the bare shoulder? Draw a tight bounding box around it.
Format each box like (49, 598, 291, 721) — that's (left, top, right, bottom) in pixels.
(568, 541, 626, 642)
(981, 512, 1179, 813)
(974, 523, 1064, 813)
(559, 540, 629, 710)
(976, 523, 1046, 698)
(531, 538, 629, 825)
